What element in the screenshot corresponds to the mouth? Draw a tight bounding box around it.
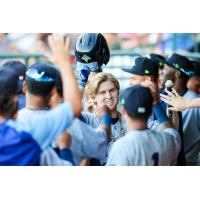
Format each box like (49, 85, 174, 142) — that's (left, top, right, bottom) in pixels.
(105, 100, 114, 106)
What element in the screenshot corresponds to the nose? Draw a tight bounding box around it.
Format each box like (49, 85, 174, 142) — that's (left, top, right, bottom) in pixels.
(105, 91, 112, 98)
(128, 79, 133, 86)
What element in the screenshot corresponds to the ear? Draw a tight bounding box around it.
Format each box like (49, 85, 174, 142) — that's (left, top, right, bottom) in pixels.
(175, 70, 181, 78)
(22, 81, 27, 94)
(50, 87, 56, 98)
(146, 76, 151, 81)
(121, 106, 127, 116)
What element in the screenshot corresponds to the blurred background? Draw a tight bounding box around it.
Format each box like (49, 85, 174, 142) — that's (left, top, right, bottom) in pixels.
(1, 33, 200, 89)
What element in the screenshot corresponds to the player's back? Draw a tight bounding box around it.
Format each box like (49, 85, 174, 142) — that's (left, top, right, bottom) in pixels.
(107, 128, 181, 166)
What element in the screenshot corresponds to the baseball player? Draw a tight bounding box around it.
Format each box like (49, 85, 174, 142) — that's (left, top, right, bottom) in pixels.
(75, 33, 126, 165)
(0, 59, 27, 110)
(49, 71, 111, 165)
(106, 85, 181, 166)
(0, 35, 82, 165)
(159, 53, 200, 165)
(122, 56, 161, 130)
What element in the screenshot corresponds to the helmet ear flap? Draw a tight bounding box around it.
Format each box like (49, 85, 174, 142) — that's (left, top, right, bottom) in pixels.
(98, 33, 110, 65)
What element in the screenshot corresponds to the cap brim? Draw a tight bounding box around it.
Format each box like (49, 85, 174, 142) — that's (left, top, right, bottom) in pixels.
(76, 61, 100, 71)
(122, 66, 136, 74)
(122, 66, 143, 76)
(164, 60, 174, 68)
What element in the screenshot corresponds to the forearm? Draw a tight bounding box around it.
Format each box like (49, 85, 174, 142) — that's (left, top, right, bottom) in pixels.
(59, 61, 82, 116)
(190, 98, 200, 108)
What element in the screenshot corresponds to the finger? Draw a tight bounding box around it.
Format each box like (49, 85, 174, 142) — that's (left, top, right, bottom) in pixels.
(168, 107, 178, 112)
(65, 37, 70, 50)
(172, 88, 180, 97)
(160, 94, 171, 100)
(165, 89, 175, 97)
(160, 97, 172, 105)
(141, 82, 156, 93)
(48, 35, 54, 50)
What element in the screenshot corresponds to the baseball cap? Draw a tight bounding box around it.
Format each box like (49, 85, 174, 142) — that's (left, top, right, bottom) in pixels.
(120, 85, 153, 119)
(26, 63, 57, 84)
(165, 53, 194, 77)
(0, 60, 27, 93)
(0, 67, 18, 95)
(122, 57, 159, 76)
(26, 63, 57, 96)
(147, 53, 166, 69)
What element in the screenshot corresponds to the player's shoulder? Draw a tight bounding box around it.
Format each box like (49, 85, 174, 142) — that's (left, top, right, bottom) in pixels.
(80, 111, 100, 126)
(112, 130, 144, 147)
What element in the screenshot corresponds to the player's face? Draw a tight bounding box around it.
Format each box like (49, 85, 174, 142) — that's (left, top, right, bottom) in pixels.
(159, 64, 176, 87)
(94, 80, 119, 112)
(128, 74, 147, 86)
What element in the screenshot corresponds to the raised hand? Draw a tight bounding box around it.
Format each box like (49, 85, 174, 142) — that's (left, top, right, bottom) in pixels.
(160, 88, 190, 111)
(48, 34, 70, 66)
(141, 80, 159, 104)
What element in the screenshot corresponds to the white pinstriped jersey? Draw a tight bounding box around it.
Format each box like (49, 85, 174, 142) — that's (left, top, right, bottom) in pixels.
(106, 128, 181, 166)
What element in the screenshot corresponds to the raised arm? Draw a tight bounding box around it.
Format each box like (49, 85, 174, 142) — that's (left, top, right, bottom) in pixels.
(48, 34, 82, 117)
(160, 88, 200, 111)
(141, 80, 174, 130)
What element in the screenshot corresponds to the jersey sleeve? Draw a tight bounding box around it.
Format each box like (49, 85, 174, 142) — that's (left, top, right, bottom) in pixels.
(163, 128, 181, 160)
(106, 139, 132, 166)
(27, 102, 74, 150)
(40, 147, 73, 166)
(67, 119, 107, 162)
(79, 112, 98, 128)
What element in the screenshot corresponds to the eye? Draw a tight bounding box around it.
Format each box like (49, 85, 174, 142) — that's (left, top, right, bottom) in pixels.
(110, 88, 116, 93)
(100, 91, 106, 95)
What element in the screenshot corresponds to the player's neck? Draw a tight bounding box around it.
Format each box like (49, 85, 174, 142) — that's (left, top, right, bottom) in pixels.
(0, 115, 6, 123)
(111, 110, 119, 118)
(26, 93, 50, 110)
(174, 80, 187, 96)
(126, 118, 147, 132)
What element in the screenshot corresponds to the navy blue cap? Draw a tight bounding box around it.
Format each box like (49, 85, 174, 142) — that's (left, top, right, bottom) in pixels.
(1, 60, 26, 80)
(26, 63, 57, 84)
(0, 68, 18, 95)
(122, 57, 159, 76)
(0, 60, 27, 93)
(120, 85, 153, 119)
(147, 54, 165, 69)
(165, 53, 194, 77)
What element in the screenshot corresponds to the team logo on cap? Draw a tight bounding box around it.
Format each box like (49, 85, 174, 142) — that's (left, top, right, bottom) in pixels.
(138, 107, 145, 113)
(173, 63, 180, 69)
(145, 69, 150, 75)
(159, 61, 164, 67)
(81, 55, 91, 63)
(121, 98, 125, 105)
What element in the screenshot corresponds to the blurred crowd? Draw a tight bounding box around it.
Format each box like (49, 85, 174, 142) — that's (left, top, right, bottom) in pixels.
(1, 33, 199, 54)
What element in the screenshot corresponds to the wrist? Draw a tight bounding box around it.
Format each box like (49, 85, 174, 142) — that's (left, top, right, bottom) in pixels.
(56, 60, 71, 69)
(101, 113, 111, 127)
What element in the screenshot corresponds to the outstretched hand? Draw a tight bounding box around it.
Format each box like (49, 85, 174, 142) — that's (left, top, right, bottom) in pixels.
(48, 34, 71, 66)
(141, 80, 159, 104)
(160, 88, 189, 111)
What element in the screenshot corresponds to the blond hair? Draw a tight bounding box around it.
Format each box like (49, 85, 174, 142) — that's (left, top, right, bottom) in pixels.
(87, 72, 120, 98)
